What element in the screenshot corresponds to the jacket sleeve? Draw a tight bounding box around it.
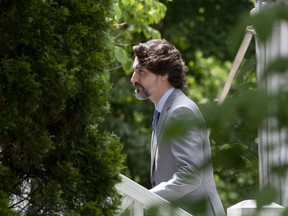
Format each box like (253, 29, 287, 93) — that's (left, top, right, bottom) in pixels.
(150, 105, 209, 201)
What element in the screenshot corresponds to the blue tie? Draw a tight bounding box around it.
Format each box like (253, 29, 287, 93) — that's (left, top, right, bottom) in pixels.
(152, 109, 160, 131)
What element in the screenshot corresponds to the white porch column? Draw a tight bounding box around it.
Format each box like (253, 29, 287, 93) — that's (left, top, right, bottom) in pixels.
(255, 0, 288, 206)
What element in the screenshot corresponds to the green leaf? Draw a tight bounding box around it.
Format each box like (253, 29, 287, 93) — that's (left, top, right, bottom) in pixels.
(251, 11, 274, 42)
(254, 186, 278, 209)
(113, 3, 121, 20)
(265, 58, 288, 75)
(114, 46, 128, 64)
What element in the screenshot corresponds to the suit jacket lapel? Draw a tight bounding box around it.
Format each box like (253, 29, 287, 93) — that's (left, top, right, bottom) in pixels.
(151, 89, 181, 174)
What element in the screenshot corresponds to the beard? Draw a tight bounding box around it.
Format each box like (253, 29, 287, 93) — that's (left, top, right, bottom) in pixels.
(134, 82, 150, 100)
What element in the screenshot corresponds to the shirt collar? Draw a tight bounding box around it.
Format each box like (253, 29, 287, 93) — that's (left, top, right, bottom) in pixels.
(155, 87, 175, 113)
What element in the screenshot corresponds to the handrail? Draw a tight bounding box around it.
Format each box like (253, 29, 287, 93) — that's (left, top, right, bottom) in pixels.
(116, 174, 192, 216)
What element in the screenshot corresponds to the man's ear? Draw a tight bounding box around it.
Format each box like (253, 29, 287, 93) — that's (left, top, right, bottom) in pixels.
(161, 73, 168, 80)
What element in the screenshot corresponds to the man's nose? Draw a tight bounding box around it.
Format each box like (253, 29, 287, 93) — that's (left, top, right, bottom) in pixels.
(131, 71, 138, 84)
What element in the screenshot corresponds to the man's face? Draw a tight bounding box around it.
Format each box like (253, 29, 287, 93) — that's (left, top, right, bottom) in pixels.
(131, 57, 160, 100)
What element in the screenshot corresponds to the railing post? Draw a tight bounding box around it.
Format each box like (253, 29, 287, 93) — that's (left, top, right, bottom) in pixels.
(132, 201, 144, 216)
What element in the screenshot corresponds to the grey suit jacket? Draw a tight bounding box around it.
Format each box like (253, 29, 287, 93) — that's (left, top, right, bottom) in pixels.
(150, 89, 226, 216)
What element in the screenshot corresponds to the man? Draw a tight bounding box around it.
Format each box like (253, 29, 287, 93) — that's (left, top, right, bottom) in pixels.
(131, 39, 226, 216)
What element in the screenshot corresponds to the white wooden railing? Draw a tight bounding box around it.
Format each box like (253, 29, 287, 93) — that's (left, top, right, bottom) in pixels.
(116, 174, 192, 216)
(116, 174, 286, 216)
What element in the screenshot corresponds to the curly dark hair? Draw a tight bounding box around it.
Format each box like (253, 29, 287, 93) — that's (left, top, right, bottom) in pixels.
(132, 39, 187, 90)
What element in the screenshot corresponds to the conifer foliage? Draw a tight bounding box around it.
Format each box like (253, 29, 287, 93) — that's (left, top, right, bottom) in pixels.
(0, 0, 124, 215)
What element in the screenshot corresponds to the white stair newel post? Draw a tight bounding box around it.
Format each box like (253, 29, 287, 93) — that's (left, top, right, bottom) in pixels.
(227, 200, 284, 216)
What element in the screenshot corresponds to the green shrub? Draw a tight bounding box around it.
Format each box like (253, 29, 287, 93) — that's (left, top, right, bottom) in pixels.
(0, 0, 124, 215)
